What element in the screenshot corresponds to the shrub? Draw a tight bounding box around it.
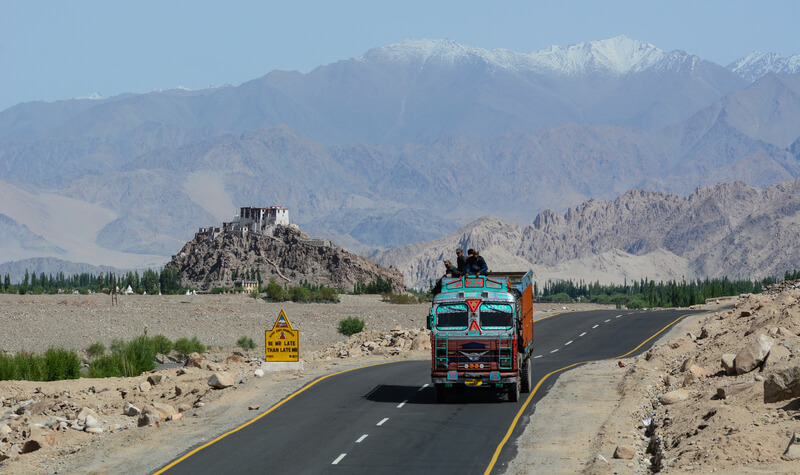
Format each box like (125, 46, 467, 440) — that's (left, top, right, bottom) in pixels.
(237, 336, 256, 350)
(381, 292, 423, 304)
(249, 290, 260, 299)
(338, 317, 365, 336)
(151, 334, 173, 355)
(0, 348, 80, 381)
(289, 286, 311, 303)
(319, 286, 340, 302)
(174, 336, 206, 356)
(87, 334, 157, 378)
(211, 287, 228, 294)
(264, 278, 285, 301)
(86, 342, 106, 358)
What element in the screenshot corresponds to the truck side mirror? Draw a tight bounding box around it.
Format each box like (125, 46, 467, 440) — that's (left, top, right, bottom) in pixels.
(427, 313, 433, 330)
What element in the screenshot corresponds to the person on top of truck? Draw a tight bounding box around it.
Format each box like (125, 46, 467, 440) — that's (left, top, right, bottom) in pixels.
(456, 248, 466, 275)
(432, 260, 460, 294)
(465, 249, 488, 275)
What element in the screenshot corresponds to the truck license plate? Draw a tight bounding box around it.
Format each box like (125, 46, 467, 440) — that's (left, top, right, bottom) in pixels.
(465, 379, 482, 386)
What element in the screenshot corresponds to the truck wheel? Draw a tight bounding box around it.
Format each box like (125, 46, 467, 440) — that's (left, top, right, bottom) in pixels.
(435, 383, 447, 403)
(520, 354, 532, 393)
(507, 381, 520, 402)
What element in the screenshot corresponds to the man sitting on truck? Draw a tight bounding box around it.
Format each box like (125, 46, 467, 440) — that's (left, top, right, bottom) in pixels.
(432, 260, 460, 294)
(465, 250, 488, 275)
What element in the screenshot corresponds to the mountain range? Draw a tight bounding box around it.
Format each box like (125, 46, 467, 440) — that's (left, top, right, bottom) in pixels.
(1, 36, 799, 284)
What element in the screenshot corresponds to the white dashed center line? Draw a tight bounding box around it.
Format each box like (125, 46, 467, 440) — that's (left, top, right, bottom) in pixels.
(615, 314, 622, 318)
(592, 324, 599, 329)
(579, 332, 587, 337)
(377, 418, 389, 426)
(550, 349, 559, 353)
(418, 384, 429, 391)
(565, 340, 573, 346)
(604, 319, 611, 323)
(397, 400, 407, 409)
(534, 355, 543, 358)
(332, 454, 347, 465)
(356, 434, 368, 443)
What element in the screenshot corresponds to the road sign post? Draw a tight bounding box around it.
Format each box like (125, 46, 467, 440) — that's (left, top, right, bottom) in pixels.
(263, 309, 303, 371)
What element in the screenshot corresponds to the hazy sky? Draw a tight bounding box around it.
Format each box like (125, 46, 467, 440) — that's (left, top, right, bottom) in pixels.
(1, 0, 798, 112)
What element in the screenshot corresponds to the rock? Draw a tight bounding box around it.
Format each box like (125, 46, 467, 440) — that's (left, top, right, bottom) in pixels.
(764, 366, 800, 403)
(138, 410, 161, 427)
(783, 432, 800, 460)
(208, 372, 234, 389)
(716, 382, 756, 399)
(77, 407, 98, 422)
(150, 403, 177, 420)
(680, 357, 696, 372)
(613, 445, 636, 459)
(348, 348, 361, 358)
(778, 327, 797, 338)
(721, 354, 737, 375)
(84, 415, 99, 429)
(174, 385, 186, 397)
(660, 389, 689, 405)
(254, 369, 264, 378)
(0, 423, 11, 436)
(139, 381, 152, 392)
(688, 364, 710, 378)
(735, 334, 775, 374)
(178, 404, 191, 413)
(248, 406, 260, 411)
(225, 355, 246, 365)
(85, 426, 103, 434)
(596, 454, 609, 463)
(205, 362, 222, 372)
(123, 402, 140, 417)
(663, 374, 676, 387)
(21, 427, 55, 453)
(410, 334, 431, 351)
(147, 374, 163, 386)
(186, 352, 205, 368)
(764, 344, 792, 369)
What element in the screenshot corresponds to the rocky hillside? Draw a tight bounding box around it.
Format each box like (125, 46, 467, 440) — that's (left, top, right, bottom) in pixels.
(166, 226, 404, 293)
(376, 179, 800, 288)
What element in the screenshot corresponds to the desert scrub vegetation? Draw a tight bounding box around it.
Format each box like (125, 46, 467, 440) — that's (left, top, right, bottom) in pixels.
(337, 317, 365, 336)
(0, 348, 81, 381)
(262, 278, 340, 303)
(174, 336, 206, 356)
(237, 336, 256, 350)
(381, 292, 426, 304)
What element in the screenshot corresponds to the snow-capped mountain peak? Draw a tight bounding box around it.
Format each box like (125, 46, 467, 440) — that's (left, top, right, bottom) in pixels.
(361, 36, 677, 77)
(728, 51, 800, 82)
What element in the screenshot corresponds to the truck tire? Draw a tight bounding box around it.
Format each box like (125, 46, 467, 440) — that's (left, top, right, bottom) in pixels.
(435, 383, 447, 403)
(520, 353, 532, 393)
(507, 380, 520, 402)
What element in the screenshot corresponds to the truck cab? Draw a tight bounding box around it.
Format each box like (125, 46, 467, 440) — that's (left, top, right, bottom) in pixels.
(428, 271, 534, 402)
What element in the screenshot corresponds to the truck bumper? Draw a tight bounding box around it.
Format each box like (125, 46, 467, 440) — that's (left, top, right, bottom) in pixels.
(432, 371, 518, 386)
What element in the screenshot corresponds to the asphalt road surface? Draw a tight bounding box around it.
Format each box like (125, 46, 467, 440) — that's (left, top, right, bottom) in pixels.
(159, 308, 702, 474)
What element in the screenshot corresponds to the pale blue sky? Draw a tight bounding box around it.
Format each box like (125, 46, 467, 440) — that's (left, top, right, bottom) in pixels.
(1, 0, 798, 112)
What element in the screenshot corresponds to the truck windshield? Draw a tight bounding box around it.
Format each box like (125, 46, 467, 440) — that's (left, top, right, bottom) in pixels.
(435, 304, 469, 329)
(480, 303, 514, 328)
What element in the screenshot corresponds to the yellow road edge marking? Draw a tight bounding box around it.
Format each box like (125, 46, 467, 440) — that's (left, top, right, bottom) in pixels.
(483, 361, 587, 475)
(484, 309, 702, 474)
(533, 311, 565, 322)
(154, 360, 400, 474)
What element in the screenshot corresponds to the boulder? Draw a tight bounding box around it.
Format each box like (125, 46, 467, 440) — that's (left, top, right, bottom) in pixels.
(137, 410, 160, 427)
(123, 402, 140, 417)
(763, 344, 792, 370)
(410, 333, 431, 351)
(716, 382, 756, 399)
(735, 334, 775, 374)
(139, 381, 152, 393)
(783, 432, 800, 460)
(253, 369, 264, 378)
(147, 374, 163, 386)
(613, 445, 636, 459)
(721, 354, 737, 375)
(208, 372, 234, 389)
(21, 427, 55, 453)
(84, 415, 99, 429)
(688, 364, 710, 378)
(77, 407, 98, 422)
(150, 403, 177, 420)
(764, 366, 800, 403)
(680, 357, 696, 372)
(660, 389, 690, 405)
(224, 355, 246, 365)
(185, 352, 205, 368)
(177, 404, 191, 413)
(0, 423, 11, 436)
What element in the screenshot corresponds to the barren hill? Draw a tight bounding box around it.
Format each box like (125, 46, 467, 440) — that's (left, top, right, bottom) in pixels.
(167, 226, 404, 293)
(375, 179, 800, 288)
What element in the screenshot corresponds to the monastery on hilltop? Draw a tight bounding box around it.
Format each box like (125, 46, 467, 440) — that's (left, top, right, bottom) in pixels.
(196, 206, 294, 241)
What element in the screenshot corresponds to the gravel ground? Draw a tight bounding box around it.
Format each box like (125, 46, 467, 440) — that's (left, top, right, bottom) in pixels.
(0, 293, 430, 356)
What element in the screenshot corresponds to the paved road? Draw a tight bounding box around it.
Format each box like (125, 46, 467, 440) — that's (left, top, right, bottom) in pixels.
(159, 308, 702, 474)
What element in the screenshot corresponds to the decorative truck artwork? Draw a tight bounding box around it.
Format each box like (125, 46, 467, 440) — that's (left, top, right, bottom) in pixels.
(265, 309, 299, 362)
(428, 271, 535, 402)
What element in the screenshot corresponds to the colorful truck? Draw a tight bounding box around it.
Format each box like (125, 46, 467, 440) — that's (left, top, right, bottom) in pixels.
(427, 271, 535, 402)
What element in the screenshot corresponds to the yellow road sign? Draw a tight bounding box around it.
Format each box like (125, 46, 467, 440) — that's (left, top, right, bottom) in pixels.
(265, 309, 299, 362)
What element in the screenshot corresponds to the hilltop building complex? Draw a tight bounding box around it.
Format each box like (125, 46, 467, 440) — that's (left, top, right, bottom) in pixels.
(195, 206, 293, 241)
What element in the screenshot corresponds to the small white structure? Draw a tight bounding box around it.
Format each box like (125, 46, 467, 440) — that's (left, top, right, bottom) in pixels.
(124, 285, 134, 295)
